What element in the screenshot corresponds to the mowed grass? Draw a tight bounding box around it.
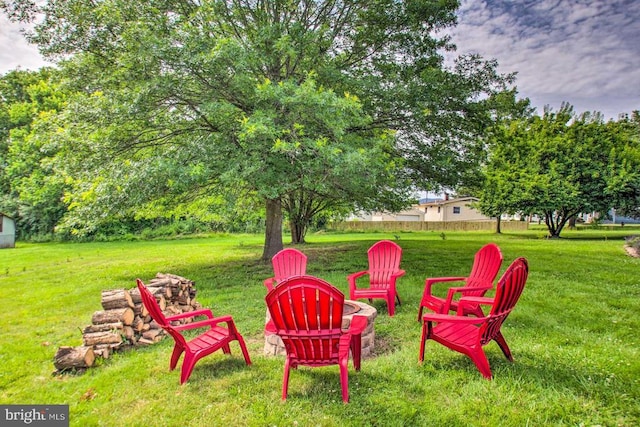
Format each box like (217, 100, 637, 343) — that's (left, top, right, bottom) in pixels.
(1, 229, 639, 426)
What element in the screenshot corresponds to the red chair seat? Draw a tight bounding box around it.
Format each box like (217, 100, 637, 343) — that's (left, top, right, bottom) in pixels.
(187, 326, 232, 352)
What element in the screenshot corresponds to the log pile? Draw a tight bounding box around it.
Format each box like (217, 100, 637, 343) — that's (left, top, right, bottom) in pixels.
(53, 273, 201, 373)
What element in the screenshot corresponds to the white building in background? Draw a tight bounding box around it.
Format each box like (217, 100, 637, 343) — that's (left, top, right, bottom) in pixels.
(0, 212, 16, 248)
(352, 207, 425, 222)
(349, 196, 492, 222)
(419, 196, 491, 222)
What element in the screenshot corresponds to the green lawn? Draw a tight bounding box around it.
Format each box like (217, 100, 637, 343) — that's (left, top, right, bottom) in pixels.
(1, 229, 639, 426)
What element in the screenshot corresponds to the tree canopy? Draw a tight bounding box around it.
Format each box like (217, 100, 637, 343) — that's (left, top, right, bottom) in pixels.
(477, 104, 640, 237)
(0, 68, 70, 238)
(3, 0, 516, 258)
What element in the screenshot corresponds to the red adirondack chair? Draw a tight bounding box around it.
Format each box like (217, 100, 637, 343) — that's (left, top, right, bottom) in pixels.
(265, 275, 369, 403)
(418, 257, 529, 379)
(417, 243, 503, 321)
(137, 279, 251, 384)
(264, 248, 309, 334)
(347, 240, 405, 316)
(263, 248, 308, 291)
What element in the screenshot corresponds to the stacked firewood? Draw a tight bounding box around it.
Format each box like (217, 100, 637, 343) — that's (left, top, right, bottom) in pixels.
(53, 273, 201, 373)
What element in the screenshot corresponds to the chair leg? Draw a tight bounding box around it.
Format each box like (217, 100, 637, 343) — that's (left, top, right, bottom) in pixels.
(468, 348, 493, 379)
(419, 321, 429, 362)
(387, 295, 395, 316)
(170, 345, 184, 371)
(339, 358, 350, 403)
(351, 335, 362, 371)
(236, 335, 252, 365)
(282, 358, 291, 401)
(222, 344, 231, 354)
(180, 353, 197, 384)
(493, 331, 513, 362)
(417, 304, 424, 322)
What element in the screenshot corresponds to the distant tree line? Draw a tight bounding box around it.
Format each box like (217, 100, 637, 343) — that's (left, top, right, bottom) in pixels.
(473, 103, 640, 237)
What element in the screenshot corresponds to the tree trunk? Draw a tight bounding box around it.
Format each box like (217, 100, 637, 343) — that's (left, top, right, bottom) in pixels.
(290, 220, 307, 244)
(545, 209, 575, 238)
(262, 198, 284, 261)
(495, 216, 502, 234)
(544, 211, 558, 237)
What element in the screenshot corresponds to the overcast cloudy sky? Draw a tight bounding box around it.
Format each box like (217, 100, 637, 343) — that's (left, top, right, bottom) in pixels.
(450, 0, 639, 119)
(1, 0, 639, 119)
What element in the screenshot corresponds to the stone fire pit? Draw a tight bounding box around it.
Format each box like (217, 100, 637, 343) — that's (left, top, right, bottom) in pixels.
(264, 300, 378, 358)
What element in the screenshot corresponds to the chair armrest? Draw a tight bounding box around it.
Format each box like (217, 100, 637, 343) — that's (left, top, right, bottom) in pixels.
(423, 276, 467, 296)
(392, 269, 406, 278)
(388, 269, 406, 284)
(347, 271, 368, 289)
(172, 315, 236, 331)
(346, 315, 368, 335)
(441, 285, 493, 313)
(455, 296, 494, 316)
(264, 319, 277, 334)
(422, 312, 487, 325)
(165, 308, 214, 322)
(263, 278, 275, 291)
(459, 296, 494, 306)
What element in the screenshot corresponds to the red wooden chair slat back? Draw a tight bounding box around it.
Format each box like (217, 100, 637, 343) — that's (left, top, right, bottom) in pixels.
(272, 248, 307, 283)
(266, 276, 345, 362)
(269, 277, 344, 331)
(465, 243, 503, 296)
(367, 240, 402, 287)
(480, 257, 528, 345)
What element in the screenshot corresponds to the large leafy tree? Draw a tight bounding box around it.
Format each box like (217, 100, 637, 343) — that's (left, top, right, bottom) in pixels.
(478, 104, 640, 238)
(3, 0, 513, 258)
(606, 111, 640, 219)
(463, 89, 534, 233)
(0, 68, 69, 237)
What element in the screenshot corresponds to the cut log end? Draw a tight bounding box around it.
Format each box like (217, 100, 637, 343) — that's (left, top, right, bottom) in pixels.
(54, 346, 95, 371)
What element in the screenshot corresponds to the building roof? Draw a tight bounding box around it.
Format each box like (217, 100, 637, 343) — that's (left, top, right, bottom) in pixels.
(418, 196, 478, 207)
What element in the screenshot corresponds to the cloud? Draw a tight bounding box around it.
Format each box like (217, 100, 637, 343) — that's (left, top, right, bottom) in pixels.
(0, 15, 51, 74)
(2, 1, 638, 119)
(450, 0, 640, 118)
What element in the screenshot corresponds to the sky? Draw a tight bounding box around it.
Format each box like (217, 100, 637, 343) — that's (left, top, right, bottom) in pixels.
(1, 0, 639, 120)
(448, 0, 640, 119)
